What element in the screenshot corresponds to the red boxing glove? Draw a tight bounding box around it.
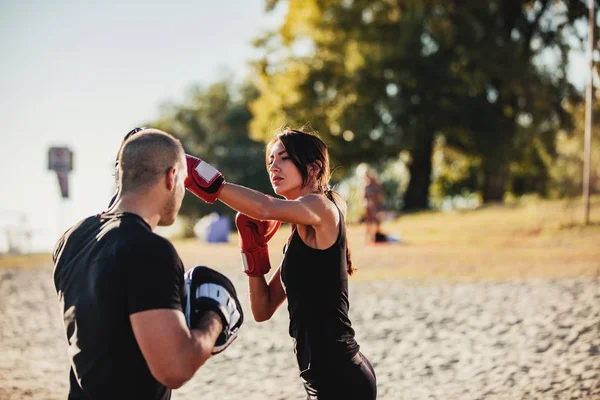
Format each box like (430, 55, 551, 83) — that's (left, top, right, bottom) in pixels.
(185, 154, 226, 204)
(235, 212, 281, 277)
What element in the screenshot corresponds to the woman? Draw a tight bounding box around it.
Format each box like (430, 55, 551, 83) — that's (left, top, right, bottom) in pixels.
(185, 128, 377, 399)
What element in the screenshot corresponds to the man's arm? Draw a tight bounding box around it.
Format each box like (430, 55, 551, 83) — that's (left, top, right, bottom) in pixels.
(130, 309, 222, 389)
(125, 238, 242, 389)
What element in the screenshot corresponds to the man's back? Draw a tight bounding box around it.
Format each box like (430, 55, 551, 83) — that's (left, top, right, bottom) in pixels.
(53, 212, 185, 400)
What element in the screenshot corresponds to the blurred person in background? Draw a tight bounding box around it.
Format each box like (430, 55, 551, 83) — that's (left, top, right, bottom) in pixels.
(357, 163, 384, 243)
(184, 127, 377, 399)
(194, 212, 231, 243)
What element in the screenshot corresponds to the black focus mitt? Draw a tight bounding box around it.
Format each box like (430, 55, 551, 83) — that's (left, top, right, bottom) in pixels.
(184, 265, 243, 355)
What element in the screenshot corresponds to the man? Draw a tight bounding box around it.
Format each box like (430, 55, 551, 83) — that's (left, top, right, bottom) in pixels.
(53, 128, 243, 400)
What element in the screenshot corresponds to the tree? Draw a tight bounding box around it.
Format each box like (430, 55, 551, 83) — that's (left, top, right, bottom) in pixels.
(438, 1, 586, 201)
(549, 97, 600, 197)
(251, 0, 594, 209)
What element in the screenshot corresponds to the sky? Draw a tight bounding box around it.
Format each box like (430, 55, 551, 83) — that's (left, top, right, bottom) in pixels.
(0, 1, 591, 254)
(0, 0, 286, 253)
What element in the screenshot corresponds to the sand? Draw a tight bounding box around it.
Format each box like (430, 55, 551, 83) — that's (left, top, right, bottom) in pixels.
(1, 265, 599, 400)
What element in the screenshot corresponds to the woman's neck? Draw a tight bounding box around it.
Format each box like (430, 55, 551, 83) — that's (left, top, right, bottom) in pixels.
(284, 184, 320, 200)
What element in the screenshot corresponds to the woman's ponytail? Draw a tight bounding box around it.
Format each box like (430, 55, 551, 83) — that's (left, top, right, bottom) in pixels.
(326, 189, 356, 276)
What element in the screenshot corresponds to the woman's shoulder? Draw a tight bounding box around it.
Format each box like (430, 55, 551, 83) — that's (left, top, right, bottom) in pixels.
(298, 193, 339, 223)
(299, 193, 336, 208)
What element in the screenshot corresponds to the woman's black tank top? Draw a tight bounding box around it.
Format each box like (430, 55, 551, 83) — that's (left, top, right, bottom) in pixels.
(280, 207, 360, 373)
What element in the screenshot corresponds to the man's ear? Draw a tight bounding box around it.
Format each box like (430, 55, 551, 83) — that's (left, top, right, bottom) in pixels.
(165, 167, 177, 191)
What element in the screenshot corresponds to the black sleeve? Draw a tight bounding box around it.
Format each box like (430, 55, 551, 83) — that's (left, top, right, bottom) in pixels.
(124, 236, 185, 315)
(52, 235, 65, 264)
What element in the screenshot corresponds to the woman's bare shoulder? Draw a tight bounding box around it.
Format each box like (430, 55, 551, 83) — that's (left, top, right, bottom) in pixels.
(299, 194, 339, 223)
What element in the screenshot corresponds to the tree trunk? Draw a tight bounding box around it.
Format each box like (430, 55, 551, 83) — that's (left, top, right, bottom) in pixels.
(403, 135, 434, 211)
(481, 160, 508, 203)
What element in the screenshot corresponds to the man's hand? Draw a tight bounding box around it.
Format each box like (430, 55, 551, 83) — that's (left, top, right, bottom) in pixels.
(184, 266, 243, 355)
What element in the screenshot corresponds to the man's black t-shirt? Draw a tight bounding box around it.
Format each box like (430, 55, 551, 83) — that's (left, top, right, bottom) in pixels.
(53, 212, 185, 400)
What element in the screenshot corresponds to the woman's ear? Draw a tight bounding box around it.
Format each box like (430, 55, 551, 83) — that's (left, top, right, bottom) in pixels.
(311, 161, 323, 178)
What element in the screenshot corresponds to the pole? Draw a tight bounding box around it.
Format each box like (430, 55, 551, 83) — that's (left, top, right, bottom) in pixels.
(583, 0, 595, 225)
(59, 199, 64, 237)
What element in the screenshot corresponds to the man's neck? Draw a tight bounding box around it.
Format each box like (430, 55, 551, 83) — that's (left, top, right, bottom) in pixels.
(110, 195, 161, 230)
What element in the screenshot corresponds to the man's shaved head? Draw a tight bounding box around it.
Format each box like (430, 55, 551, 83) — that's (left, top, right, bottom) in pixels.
(118, 129, 184, 194)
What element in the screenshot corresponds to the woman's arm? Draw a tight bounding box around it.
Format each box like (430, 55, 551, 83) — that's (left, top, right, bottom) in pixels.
(184, 155, 330, 226)
(219, 183, 328, 227)
(247, 267, 286, 322)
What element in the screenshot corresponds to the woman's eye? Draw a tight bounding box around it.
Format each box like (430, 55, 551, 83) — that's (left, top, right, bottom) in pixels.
(281, 156, 289, 161)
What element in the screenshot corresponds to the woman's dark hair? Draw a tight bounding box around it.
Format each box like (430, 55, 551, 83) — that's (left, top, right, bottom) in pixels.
(266, 127, 356, 276)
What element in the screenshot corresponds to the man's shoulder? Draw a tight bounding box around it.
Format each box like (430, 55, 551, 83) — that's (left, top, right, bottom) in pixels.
(119, 231, 183, 278)
(69, 214, 102, 233)
(100, 212, 152, 239)
(119, 224, 178, 257)
(131, 231, 176, 252)
(54, 215, 101, 255)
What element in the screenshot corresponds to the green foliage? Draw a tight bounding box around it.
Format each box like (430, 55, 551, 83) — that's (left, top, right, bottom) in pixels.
(379, 154, 411, 212)
(151, 79, 275, 236)
(430, 135, 482, 208)
(250, 0, 594, 208)
(549, 100, 600, 198)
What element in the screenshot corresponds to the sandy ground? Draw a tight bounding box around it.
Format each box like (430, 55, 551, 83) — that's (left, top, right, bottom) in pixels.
(1, 263, 599, 400)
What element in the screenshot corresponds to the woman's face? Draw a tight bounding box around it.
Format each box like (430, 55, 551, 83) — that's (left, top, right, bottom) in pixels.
(268, 140, 304, 199)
